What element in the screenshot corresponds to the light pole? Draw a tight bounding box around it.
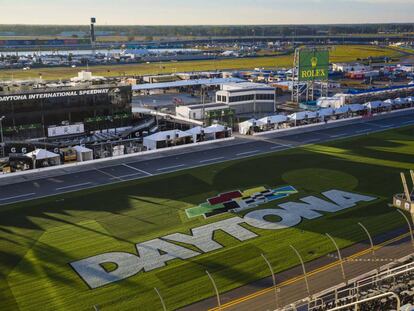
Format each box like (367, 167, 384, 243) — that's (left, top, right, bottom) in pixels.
(358, 222, 380, 271)
(290, 245, 311, 297)
(206, 270, 221, 310)
(358, 222, 375, 256)
(325, 233, 346, 282)
(0, 116, 5, 157)
(154, 287, 167, 311)
(261, 253, 278, 309)
(397, 209, 414, 249)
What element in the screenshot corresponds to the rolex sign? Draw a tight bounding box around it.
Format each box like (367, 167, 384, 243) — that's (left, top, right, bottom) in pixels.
(298, 49, 329, 82)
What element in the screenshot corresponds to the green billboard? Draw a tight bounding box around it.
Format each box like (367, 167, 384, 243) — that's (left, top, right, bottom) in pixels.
(298, 49, 329, 81)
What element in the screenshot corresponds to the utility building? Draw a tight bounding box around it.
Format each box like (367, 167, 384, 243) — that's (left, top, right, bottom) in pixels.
(215, 82, 276, 115)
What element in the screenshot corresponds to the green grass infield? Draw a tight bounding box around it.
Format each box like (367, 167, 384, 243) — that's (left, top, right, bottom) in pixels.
(1, 126, 413, 310)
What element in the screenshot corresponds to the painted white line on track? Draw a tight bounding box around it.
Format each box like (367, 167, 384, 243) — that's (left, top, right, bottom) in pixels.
(199, 157, 225, 163)
(368, 123, 394, 129)
(402, 120, 414, 125)
(304, 139, 320, 144)
(329, 134, 345, 138)
(122, 164, 153, 176)
(270, 145, 285, 150)
(0, 192, 36, 201)
(56, 182, 92, 191)
(111, 173, 143, 180)
(355, 129, 371, 133)
(236, 150, 261, 156)
(276, 143, 294, 148)
(95, 168, 120, 180)
(156, 164, 185, 171)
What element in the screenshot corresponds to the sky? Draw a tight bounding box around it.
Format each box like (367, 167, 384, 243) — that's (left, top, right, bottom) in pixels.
(0, 0, 413, 25)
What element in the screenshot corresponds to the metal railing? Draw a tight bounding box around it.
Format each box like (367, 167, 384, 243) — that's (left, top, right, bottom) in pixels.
(282, 257, 413, 311)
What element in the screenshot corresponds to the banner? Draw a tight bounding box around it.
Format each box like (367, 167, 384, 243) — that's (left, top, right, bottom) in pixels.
(298, 49, 329, 82)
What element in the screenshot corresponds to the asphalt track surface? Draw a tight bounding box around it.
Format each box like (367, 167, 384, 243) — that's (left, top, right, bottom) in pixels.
(1, 111, 414, 206)
(182, 227, 413, 311)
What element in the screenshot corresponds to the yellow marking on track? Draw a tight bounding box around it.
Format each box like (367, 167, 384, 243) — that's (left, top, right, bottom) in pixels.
(208, 232, 410, 311)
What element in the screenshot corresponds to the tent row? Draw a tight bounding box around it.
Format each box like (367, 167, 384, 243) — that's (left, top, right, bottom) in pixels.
(143, 124, 231, 150)
(9, 146, 95, 170)
(239, 95, 414, 135)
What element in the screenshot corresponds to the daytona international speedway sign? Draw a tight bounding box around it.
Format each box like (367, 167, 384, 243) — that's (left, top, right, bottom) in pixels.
(0, 88, 112, 102)
(70, 189, 376, 289)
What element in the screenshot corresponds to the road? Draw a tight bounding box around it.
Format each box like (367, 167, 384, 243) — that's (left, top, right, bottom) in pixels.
(0, 111, 414, 205)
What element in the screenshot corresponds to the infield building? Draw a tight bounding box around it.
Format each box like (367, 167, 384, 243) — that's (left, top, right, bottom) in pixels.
(0, 85, 132, 140)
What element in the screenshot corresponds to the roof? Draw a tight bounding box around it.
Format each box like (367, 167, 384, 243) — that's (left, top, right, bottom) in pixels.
(345, 84, 414, 95)
(239, 118, 257, 127)
(258, 115, 288, 124)
(318, 108, 335, 116)
(132, 78, 245, 91)
(26, 149, 60, 160)
(73, 145, 93, 152)
(185, 126, 203, 135)
(183, 102, 228, 110)
(333, 106, 350, 115)
(204, 124, 227, 133)
(221, 82, 274, 92)
(289, 111, 318, 121)
(144, 129, 192, 141)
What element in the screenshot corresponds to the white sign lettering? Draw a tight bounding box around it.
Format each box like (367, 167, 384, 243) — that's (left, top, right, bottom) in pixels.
(0, 89, 110, 103)
(70, 190, 376, 288)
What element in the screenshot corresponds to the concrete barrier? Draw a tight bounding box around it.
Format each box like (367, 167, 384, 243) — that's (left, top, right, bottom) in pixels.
(252, 107, 414, 138)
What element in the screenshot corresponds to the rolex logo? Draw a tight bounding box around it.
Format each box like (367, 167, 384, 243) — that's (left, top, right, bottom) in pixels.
(311, 57, 318, 68)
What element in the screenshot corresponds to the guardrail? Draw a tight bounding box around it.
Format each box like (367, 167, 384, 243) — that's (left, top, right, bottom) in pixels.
(252, 106, 414, 138)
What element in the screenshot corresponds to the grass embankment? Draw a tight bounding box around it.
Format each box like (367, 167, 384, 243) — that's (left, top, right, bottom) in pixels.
(0, 45, 403, 81)
(0, 126, 413, 310)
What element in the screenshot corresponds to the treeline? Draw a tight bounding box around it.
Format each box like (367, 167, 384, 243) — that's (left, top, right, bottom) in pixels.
(0, 24, 414, 38)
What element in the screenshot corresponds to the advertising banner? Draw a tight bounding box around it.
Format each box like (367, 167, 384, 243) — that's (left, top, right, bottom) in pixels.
(298, 49, 329, 81)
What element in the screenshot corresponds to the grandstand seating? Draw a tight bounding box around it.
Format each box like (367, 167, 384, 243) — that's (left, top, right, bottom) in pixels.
(282, 255, 414, 311)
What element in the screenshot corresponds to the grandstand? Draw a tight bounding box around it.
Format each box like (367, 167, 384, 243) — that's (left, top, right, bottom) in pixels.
(283, 255, 414, 311)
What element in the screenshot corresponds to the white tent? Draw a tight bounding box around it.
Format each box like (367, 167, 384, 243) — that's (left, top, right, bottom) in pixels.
(318, 107, 335, 117)
(347, 104, 366, 112)
(73, 145, 93, 162)
(288, 111, 318, 121)
(383, 99, 395, 105)
(143, 130, 192, 150)
(26, 149, 61, 167)
(185, 126, 203, 142)
(26, 149, 60, 161)
(393, 97, 408, 105)
(205, 124, 226, 133)
(258, 115, 288, 125)
(239, 119, 257, 135)
(333, 106, 350, 115)
(364, 101, 383, 109)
